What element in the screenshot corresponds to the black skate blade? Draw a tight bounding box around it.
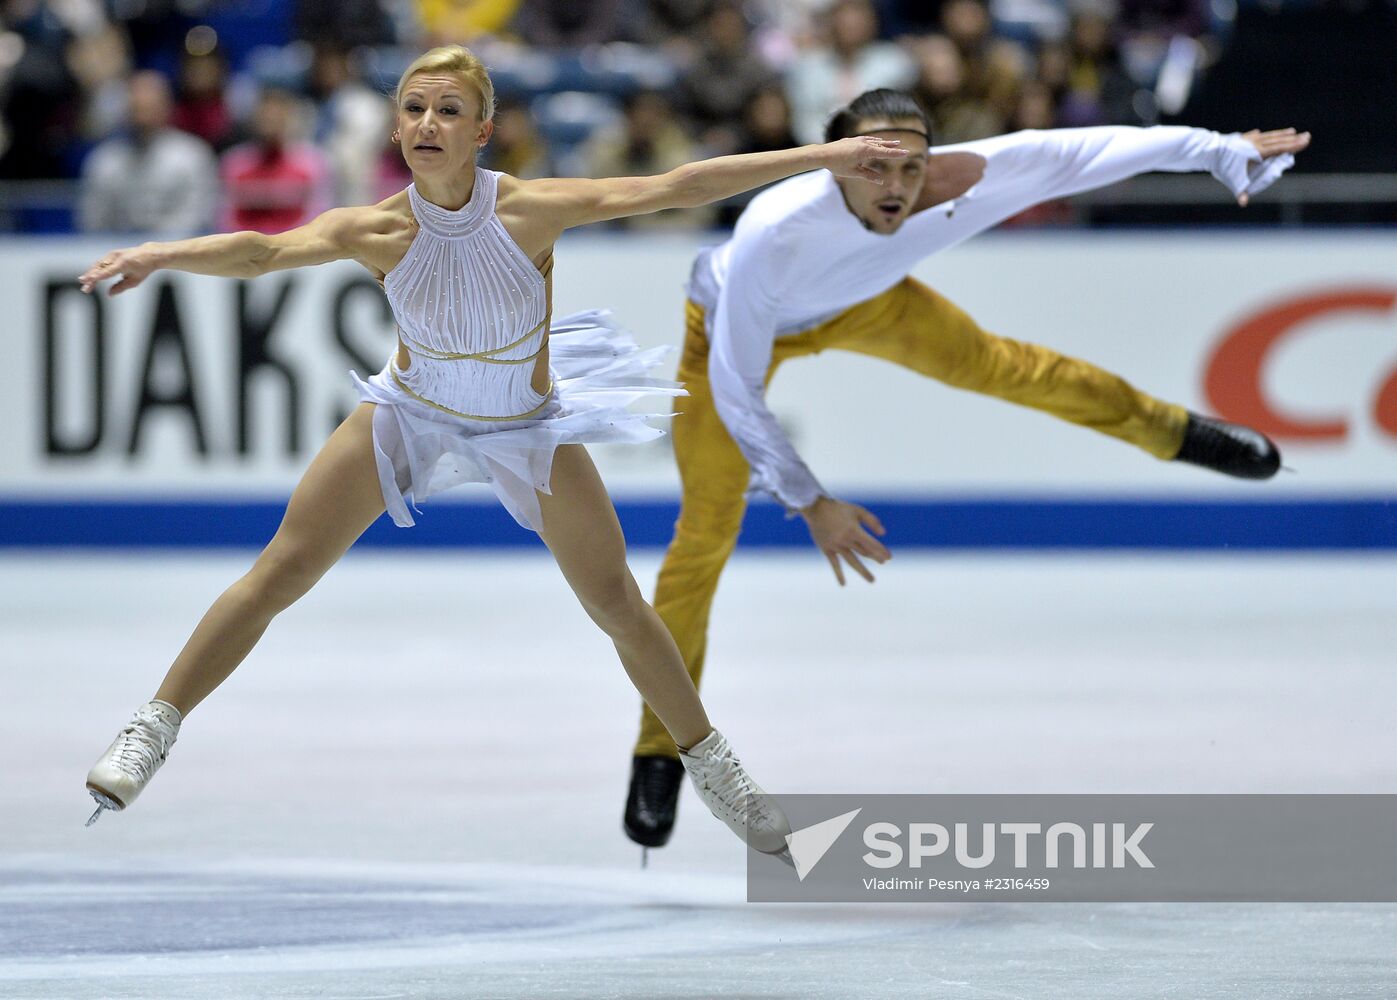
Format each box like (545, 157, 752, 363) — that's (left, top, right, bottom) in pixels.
(640, 847, 648, 870)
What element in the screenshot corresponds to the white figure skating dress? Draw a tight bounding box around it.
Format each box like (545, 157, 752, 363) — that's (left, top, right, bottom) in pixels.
(350, 170, 681, 530)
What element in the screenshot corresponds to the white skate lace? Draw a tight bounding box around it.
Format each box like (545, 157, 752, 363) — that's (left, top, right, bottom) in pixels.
(695, 745, 778, 832)
(108, 719, 173, 780)
(85, 712, 176, 827)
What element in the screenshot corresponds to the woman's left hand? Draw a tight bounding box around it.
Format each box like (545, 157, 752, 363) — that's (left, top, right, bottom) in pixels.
(819, 136, 909, 184)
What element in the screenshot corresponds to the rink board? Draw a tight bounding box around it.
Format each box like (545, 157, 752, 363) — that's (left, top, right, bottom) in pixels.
(1, 496, 1393, 549)
(3, 231, 1394, 547)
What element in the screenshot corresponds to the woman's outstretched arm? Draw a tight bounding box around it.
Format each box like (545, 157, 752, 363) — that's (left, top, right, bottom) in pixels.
(524, 136, 908, 234)
(78, 205, 373, 295)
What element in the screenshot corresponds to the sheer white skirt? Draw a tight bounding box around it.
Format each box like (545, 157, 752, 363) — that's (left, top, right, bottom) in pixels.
(350, 310, 683, 532)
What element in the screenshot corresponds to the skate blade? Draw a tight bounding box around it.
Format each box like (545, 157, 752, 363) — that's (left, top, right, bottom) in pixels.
(85, 787, 124, 827)
(764, 846, 796, 869)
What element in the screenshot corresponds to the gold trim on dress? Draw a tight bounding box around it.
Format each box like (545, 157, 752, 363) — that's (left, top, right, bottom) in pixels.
(466, 347, 544, 366)
(399, 317, 546, 362)
(389, 364, 554, 422)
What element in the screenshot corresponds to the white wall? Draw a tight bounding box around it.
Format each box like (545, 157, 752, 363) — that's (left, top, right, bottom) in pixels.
(7, 231, 1396, 500)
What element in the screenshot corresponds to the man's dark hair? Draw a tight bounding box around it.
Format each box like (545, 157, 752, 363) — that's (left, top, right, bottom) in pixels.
(824, 89, 932, 144)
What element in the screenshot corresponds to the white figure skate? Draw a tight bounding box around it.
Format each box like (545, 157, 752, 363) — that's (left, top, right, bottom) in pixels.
(679, 730, 792, 863)
(85, 700, 182, 826)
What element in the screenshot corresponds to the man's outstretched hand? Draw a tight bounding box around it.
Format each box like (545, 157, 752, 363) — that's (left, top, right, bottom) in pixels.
(800, 495, 891, 586)
(1236, 128, 1311, 206)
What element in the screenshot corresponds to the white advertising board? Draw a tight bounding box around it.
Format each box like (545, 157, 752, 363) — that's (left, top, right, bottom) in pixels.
(3, 232, 1395, 500)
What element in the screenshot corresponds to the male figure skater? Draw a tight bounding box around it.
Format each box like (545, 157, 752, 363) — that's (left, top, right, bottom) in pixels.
(624, 88, 1311, 849)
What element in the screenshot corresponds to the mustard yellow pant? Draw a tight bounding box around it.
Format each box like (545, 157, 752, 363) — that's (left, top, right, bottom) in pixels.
(634, 277, 1188, 757)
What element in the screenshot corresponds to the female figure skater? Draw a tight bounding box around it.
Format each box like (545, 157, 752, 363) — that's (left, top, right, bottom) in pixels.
(80, 44, 906, 856)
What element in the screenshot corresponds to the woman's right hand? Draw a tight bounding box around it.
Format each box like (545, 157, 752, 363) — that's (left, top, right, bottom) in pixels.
(79, 244, 160, 295)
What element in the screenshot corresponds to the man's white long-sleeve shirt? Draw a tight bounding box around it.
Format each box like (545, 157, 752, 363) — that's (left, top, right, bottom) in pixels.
(685, 125, 1295, 509)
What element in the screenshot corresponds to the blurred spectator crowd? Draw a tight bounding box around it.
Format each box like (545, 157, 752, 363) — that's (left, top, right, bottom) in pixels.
(0, 0, 1241, 234)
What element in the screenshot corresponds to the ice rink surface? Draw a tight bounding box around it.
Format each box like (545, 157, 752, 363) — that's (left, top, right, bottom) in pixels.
(3, 548, 1395, 999)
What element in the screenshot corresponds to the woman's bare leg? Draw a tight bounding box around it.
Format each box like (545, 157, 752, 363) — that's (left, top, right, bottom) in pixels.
(152, 403, 387, 715)
(536, 444, 712, 750)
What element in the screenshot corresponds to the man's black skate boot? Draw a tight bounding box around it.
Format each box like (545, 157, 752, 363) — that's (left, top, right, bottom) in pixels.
(624, 755, 685, 848)
(1173, 412, 1281, 480)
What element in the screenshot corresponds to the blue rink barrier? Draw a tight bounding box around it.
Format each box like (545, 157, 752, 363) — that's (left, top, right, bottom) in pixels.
(2, 496, 1395, 549)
